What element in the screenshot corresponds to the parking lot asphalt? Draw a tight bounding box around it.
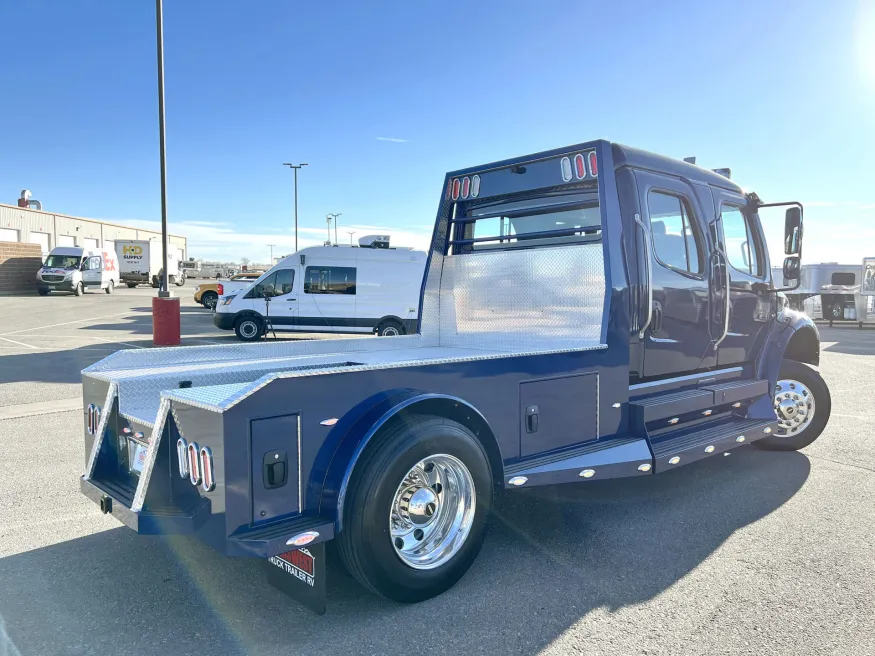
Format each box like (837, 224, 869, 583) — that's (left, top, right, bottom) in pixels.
(0, 288, 873, 656)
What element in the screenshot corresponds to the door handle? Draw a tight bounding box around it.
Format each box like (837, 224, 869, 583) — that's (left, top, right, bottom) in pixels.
(634, 214, 653, 338)
(287, 298, 297, 302)
(262, 450, 288, 489)
(652, 306, 663, 334)
(525, 405, 539, 433)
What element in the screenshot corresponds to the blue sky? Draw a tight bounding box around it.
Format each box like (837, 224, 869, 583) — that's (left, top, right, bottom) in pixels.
(1, 0, 873, 263)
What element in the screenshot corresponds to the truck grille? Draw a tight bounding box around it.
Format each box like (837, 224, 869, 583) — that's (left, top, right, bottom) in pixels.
(42, 275, 65, 282)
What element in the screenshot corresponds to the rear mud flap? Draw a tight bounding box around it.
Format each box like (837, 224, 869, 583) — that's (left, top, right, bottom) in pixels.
(264, 543, 327, 615)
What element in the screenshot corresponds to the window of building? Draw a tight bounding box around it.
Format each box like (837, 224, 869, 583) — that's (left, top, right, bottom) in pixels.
(304, 266, 356, 295)
(647, 191, 703, 275)
(721, 205, 762, 276)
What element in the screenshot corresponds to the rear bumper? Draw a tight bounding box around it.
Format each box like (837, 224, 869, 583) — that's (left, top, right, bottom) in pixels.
(213, 312, 236, 330)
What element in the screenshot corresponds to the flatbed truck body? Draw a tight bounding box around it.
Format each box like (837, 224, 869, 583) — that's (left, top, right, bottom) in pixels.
(79, 141, 828, 612)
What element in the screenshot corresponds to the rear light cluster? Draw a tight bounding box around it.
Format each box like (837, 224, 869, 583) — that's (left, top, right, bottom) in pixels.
(87, 404, 102, 435)
(560, 151, 598, 182)
(445, 174, 481, 201)
(217, 283, 224, 295)
(176, 437, 215, 492)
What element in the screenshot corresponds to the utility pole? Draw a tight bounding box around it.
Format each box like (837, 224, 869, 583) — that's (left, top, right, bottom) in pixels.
(283, 163, 308, 252)
(347, 230, 356, 245)
(327, 213, 341, 245)
(267, 243, 275, 266)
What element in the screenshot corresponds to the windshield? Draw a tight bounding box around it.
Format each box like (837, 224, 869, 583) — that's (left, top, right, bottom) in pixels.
(44, 255, 82, 268)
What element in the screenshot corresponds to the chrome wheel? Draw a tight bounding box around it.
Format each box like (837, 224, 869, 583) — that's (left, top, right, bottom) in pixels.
(774, 379, 815, 436)
(389, 454, 476, 570)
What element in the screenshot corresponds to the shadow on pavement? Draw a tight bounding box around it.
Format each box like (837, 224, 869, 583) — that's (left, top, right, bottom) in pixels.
(0, 448, 810, 656)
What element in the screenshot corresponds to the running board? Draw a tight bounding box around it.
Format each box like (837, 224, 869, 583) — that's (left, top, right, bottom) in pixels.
(651, 418, 778, 473)
(504, 438, 653, 487)
(630, 378, 770, 430)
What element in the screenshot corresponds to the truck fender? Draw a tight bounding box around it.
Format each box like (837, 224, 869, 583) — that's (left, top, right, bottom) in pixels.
(756, 308, 820, 391)
(321, 392, 503, 533)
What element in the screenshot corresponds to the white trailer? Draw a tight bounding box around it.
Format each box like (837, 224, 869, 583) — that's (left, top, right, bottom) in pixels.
(116, 240, 183, 288)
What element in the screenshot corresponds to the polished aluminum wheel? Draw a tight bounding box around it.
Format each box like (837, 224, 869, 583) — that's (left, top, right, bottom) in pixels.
(774, 379, 816, 436)
(389, 454, 476, 570)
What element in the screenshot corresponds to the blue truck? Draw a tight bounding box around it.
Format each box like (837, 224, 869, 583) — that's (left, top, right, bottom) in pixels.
(79, 140, 827, 613)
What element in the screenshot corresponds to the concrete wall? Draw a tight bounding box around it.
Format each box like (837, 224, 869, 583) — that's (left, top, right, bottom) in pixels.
(0, 241, 42, 294)
(0, 204, 187, 258)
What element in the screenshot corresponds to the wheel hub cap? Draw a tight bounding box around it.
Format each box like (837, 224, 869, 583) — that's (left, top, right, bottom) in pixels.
(774, 379, 815, 436)
(389, 454, 476, 570)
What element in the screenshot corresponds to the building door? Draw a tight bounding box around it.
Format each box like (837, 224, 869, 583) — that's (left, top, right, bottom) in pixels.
(637, 171, 716, 378)
(28, 232, 50, 256)
(0, 228, 20, 243)
(58, 235, 76, 247)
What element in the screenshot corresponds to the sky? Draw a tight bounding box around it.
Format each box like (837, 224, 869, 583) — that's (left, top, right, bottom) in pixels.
(1, 0, 874, 264)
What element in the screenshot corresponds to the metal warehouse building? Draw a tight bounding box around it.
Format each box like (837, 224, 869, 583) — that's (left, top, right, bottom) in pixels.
(0, 203, 187, 258)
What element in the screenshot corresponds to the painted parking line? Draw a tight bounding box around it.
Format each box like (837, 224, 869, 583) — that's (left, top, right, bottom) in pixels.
(0, 336, 38, 349)
(0, 397, 81, 420)
(0, 311, 134, 336)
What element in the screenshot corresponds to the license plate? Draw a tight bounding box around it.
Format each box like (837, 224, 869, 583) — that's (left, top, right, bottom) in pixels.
(130, 443, 148, 474)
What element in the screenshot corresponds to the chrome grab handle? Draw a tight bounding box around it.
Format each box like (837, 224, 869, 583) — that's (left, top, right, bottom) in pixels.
(634, 214, 653, 338)
(714, 250, 731, 348)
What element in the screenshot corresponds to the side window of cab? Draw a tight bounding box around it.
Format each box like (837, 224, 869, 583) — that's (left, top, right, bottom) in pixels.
(721, 205, 763, 277)
(647, 191, 704, 276)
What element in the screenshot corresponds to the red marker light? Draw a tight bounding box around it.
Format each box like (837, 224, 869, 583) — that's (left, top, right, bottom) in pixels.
(461, 177, 470, 199)
(445, 179, 452, 200)
(200, 446, 215, 492)
(217, 283, 224, 295)
(187, 442, 202, 486)
(451, 179, 460, 200)
(574, 154, 586, 180)
(588, 151, 598, 177)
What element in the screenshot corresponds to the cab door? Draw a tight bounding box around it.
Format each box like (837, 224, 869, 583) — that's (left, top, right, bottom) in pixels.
(82, 255, 104, 288)
(637, 171, 716, 378)
(245, 268, 298, 330)
(712, 191, 773, 366)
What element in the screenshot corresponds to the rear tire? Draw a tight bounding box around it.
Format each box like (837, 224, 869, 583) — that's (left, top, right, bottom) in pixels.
(201, 292, 218, 310)
(175, 275, 186, 287)
(755, 360, 831, 451)
(234, 315, 263, 342)
(73, 282, 84, 297)
(105, 280, 114, 294)
(376, 319, 404, 337)
(126, 282, 138, 289)
(337, 415, 492, 603)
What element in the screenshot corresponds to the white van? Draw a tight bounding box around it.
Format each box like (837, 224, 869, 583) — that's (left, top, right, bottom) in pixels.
(36, 246, 120, 296)
(214, 237, 426, 341)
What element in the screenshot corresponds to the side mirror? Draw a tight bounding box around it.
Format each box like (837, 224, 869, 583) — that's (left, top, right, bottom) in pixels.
(784, 207, 802, 255)
(782, 256, 800, 281)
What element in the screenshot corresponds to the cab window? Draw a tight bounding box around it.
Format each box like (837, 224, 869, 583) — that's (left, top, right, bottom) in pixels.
(647, 191, 703, 275)
(87, 256, 103, 270)
(304, 267, 356, 295)
(721, 205, 762, 277)
(244, 269, 295, 298)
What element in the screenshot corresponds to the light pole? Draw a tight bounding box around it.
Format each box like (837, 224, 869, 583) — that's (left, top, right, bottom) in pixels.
(156, 0, 169, 298)
(327, 213, 341, 245)
(267, 243, 275, 266)
(325, 215, 332, 245)
(347, 230, 356, 245)
(283, 163, 308, 252)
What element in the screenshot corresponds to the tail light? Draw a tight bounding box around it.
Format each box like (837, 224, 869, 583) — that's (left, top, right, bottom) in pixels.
(588, 151, 598, 177)
(451, 179, 461, 201)
(176, 438, 189, 478)
(217, 283, 224, 295)
(87, 404, 95, 434)
(461, 177, 471, 199)
(200, 446, 215, 492)
(187, 442, 202, 485)
(470, 175, 481, 198)
(574, 153, 586, 180)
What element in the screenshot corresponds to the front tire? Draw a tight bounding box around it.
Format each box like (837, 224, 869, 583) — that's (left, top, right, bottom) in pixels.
(338, 415, 492, 603)
(73, 282, 84, 296)
(105, 280, 114, 294)
(376, 319, 404, 337)
(37, 288, 49, 296)
(234, 315, 263, 341)
(126, 282, 138, 289)
(756, 360, 831, 451)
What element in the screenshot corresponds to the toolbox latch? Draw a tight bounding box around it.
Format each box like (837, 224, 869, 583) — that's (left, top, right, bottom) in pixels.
(263, 450, 288, 489)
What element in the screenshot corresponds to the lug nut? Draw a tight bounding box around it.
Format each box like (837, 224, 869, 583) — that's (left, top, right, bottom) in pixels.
(413, 529, 424, 541)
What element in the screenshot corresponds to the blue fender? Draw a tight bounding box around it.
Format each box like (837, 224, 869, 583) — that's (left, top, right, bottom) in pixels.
(318, 391, 500, 533)
(756, 308, 821, 399)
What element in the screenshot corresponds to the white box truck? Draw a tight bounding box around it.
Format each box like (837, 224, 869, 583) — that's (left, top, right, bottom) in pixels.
(116, 240, 184, 288)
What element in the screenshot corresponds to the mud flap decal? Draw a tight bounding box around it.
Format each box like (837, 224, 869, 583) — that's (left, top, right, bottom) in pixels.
(264, 543, 326, 615)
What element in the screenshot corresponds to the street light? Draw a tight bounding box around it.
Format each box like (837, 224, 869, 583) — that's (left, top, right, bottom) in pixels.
(283, 163, 308, 252)
(156, 0, 170, 298)
(325, 214, 332, 245)
(347, 230, 356, 245)
(327, 213, 342, 245)
(267, 243, 275, 265)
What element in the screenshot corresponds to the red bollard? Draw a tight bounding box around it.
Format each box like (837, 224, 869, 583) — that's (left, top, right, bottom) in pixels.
(152, 296, 181, 346)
